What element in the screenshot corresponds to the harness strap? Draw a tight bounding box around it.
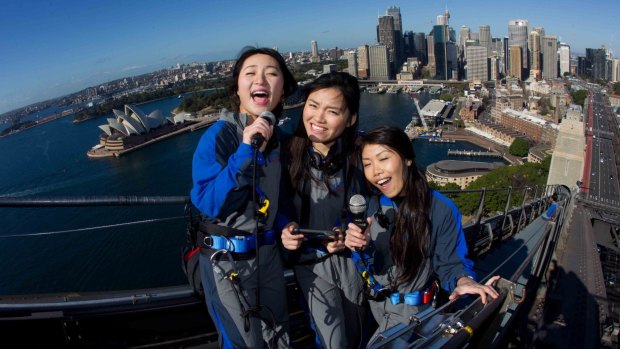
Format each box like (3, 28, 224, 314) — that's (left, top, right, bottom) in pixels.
(351, 246, 390, 299)
(199, 222, 250, 237)
(389, 281, 436, 306)
(199, 229, 275, 254)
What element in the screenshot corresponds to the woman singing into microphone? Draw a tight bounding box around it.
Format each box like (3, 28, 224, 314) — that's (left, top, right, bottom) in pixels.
(344, 126, 500, 343)
(280, 72, 369, 348)
(190, 47, 297, 348)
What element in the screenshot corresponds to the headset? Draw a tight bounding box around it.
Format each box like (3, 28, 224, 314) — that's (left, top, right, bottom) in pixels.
(307, 148, 345, 176)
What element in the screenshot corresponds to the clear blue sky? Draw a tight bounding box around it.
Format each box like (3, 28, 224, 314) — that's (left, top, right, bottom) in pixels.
(1, 0, 618, 114)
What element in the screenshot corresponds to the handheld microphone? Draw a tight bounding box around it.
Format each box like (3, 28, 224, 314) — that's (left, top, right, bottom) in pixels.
(349, 194, 368, 231)
(251, 111, 276, 148)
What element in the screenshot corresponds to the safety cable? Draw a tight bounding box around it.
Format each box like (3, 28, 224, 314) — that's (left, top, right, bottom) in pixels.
(0, 215, 185, 238)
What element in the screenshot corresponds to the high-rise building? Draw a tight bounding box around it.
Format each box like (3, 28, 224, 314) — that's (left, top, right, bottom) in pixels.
(377, 15, 396, 78)
(528, 31, 541, 79)
(586, 47, 607, 80)
(413, 32, 427, 64)
(311, 40, 319, 62)
(559, 43, 570, 77)
(508, 19, 529, 79)
(502, 37, 510, 75)
(479, 25, 491, 57)
(612, 59, 620, 82)
(542, 36, 558, 80)
(369, 45, 390, 80)
(347, 51, 358, 78)
(433, 10, 457, 80)
(403, 31, 414, 58)
(357, 45, 370, 79)
(387, 6, 402, 33)
(459, 26, 471, 53)
(509, 45, 523, 79)
(490, 56, 500, 80)
(466, 46, 488, 82)
(311, 40, 318, 57)
(427, 31, 436, 76)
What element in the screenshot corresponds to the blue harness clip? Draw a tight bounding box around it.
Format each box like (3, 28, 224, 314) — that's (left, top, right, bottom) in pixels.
(205, 230, 275, 253)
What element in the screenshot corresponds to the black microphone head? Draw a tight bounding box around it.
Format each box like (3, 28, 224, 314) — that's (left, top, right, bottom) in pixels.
(349, 194, 367, 215)
(259, 111, 276, 126)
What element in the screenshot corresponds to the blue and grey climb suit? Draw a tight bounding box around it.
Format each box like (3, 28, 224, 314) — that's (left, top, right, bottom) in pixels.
(286, 145, 368, 349)
(365, 191, 475, 342)
(190, 109, 290, 348)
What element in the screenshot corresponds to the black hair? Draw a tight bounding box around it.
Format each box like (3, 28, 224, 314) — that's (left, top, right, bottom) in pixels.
(228, 47, 297, 117)
(358, 126, 431, 286)
(287, 71, 360, 193)
(552, 193, 558, 201)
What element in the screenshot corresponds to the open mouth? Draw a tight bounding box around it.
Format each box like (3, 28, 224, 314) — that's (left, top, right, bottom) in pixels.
(311, 123, 327, 133)
(251, 91, 270, 105)
(376, 177, 391, 188)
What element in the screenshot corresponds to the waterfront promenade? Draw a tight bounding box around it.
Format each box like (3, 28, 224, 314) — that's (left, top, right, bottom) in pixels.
(442, 127, 523, 164)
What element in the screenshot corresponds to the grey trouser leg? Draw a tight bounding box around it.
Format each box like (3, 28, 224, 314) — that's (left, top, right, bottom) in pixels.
(295, 265, 365, 348)
(200, 245, 291, 348)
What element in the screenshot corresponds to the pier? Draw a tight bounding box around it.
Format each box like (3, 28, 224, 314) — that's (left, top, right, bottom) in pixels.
(447, 149, 502, 158)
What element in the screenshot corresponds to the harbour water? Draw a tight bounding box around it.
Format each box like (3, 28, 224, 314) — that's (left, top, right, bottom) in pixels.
(0, 92, 500, 295)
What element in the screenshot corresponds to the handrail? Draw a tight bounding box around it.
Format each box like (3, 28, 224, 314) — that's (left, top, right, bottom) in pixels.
(0, 195, 190, 207)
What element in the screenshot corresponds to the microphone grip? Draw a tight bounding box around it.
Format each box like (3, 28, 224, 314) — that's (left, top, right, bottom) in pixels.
(251, 134, 264, 148)
(351, 217, 368, 252)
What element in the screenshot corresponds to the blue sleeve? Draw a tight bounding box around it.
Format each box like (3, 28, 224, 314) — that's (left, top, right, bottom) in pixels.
(190, 122, 254, 218)
(431, 191, 476, 292)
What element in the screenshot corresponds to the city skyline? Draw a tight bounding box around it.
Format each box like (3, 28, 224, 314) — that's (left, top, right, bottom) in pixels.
(1, 0, 619, 114)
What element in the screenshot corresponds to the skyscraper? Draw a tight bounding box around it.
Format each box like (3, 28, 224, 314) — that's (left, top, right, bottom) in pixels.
(357, 44, 370, 79)
(466, 46, 488, 82)
(509, 45, 522, 79)
(529, 31, 541, 79)
(433, 10, 457, 80)
(311, 40, 319, 62)
(508, 19, 529, 79)
(347, 51, 358, 78)
(377, 15, 396, 78)
(559, 43, 570, 77)
(542, 36, 558, 80)
(479, 25, 491, 57)
(387, 6, 402, 33)
(586, 47, 607, 80)
(413, 32, 427, 65)
(369, 45, 390, 80)
(459, 26, 471, 53)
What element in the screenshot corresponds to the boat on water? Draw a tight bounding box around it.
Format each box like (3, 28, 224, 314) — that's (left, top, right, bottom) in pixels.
(0, 186, 570, 348)
(178, 94, 183, 99)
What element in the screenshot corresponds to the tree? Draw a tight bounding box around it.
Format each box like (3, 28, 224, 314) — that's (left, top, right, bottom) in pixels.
(508, 138, 530, 157)
(439, 93, 453, 102)
(614, 82, 620, 95)
(450, 156, 551, 215)
(571, 89, 588, 107)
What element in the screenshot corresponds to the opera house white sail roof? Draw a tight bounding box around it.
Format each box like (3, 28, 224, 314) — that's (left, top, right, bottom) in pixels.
(98, 104, 168, 137)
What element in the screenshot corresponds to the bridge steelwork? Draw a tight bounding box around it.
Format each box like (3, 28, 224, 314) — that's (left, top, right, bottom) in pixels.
(0, 185, 602, 347)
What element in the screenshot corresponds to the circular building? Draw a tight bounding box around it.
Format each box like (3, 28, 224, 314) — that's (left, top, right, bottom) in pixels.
(426, 160, 504, 189)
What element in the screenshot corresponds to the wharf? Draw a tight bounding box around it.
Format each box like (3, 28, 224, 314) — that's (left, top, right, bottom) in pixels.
(447, 149, 502, 158)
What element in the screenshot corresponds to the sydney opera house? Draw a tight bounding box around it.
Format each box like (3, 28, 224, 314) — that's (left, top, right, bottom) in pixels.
(88, 104, 204, 158)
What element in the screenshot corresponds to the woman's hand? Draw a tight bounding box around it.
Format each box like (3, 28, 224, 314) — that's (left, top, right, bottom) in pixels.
(449, 275, 501, 304)
(324, 228, 345, 253)
(344, 217, 372, 251)
(242, 116, 273, 151)
(281, 222, 304, 251)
